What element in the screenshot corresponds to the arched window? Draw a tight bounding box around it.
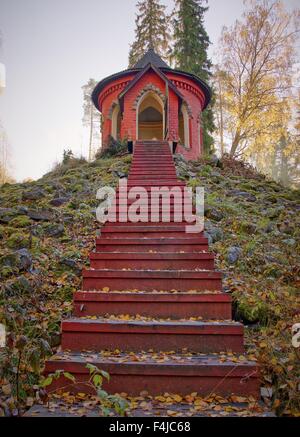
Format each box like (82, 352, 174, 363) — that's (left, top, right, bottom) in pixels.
(136, 91, 164, 141)
(178, 104, 190, 148)
(111, 104, 121, 140)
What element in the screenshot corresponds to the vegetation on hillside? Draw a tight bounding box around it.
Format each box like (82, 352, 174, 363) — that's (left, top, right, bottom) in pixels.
(0, 151, 299, 416)
(0, 153, 131, 415)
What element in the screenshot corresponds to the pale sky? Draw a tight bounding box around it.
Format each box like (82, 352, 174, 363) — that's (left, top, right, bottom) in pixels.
(0, 0, 299, 181)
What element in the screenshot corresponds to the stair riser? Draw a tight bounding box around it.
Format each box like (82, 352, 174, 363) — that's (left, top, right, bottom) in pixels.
(128, 182, 179, 186)
(112, 199, 193, 205)
(100, 232, 199, 238)
(116, 184, 191, 192)
(102, 224, 198, 230)
(95, 243, 208, 252)
(74, 300, 229, 319)
(101, 220, 197, 227)
(129, 171, 176, 175)
(44, 370, 259, 397)
(82, 276, 222, 292)
(89, 258, 214, 270)
(61, 332, 243, 353)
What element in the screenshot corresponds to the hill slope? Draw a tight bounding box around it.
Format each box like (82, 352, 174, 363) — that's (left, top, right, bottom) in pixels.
(0, 152, 299, 416)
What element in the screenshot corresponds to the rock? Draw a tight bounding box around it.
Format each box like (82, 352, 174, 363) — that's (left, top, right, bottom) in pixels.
(228, 190, 257, 202)
(0, 208, 17, 224)
(264, 223, 275, 233)
(15, 249, 32, 270)
(239, 221, 257, 234)
(50, 197, 69, 207)
(3, 276, 33, 297)
(22, 187, 45, 201)
(209, 154, 223, 168)
(61, 258, 78, 269)
(211, 171, 222, 178)
(278, 221, 294, 235)
(7, 233, 31, 250)
(42, 223, 64, 237)
(227, 246, 242, 264)
(265, 206, 285, 219)
(27, 209, 54, 221)
(282, 238, 296, 247)
(13, 276, 33, 294)
(0, 253, 19, 269)
(205, 220, 224, 242)
(60, 258, 81, 274)
(112, 170, 127, 179)
(16, 206, 29, 215)
(205, 207, 224, 222)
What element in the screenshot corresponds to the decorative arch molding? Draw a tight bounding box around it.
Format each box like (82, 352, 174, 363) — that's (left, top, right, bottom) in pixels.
(179, 103, 190, 149)
(108, 100, 120, 119)
(133, 83, 166, 110)
(182, 101, 193, 119)
(109, 101, 122, 140)
(136, 89, 165, 141)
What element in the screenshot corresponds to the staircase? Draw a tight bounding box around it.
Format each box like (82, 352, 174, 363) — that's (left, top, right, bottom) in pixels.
(45, 141, 260, 398)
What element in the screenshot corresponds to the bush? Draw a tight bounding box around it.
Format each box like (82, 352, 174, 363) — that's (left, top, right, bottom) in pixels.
(95, 137, 127, 159)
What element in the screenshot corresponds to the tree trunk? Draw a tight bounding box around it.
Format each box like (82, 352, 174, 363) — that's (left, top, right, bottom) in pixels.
(230, 130, 241, 157)
(217, 76, 225, 156)
(88, 104, 93, 162)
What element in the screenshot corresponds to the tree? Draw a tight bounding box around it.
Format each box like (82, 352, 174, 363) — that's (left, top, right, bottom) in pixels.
(0, 126, 14, 185)
(216, 0, 300, 157)
(82, 79, 101, 161)
(171, 0, 215, 153)
(129, 0, 170, 67)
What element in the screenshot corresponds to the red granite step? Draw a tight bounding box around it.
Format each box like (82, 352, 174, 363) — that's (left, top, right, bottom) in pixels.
(44, 351, 259, 398)
(103, 219, 196, 226)
(82, 269, 222, 292)
(127, 182, 184, 187)
(95, 237, 208, 252)
(100, 229, 196, 238)
(74, 291, 229, 319)
(61, 318, 244, 353)
(38, 140, 260, 403)
(89, 251, 213, 270)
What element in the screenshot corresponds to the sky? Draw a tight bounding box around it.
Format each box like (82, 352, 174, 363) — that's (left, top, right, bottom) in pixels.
(0, 0, 299, 181)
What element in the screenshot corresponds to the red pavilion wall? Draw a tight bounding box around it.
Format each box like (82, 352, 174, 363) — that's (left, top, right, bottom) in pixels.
(98, 70, 206, 160)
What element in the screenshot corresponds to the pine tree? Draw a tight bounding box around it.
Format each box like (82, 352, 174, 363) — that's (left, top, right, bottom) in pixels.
(172, 0, 214, 153)
(129, 0, 170, 67)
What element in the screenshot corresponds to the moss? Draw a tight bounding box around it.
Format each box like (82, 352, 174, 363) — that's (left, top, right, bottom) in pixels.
(234, 296, 269, 324)
(10, 215, 32, 228)
(0, 266, 14, 278)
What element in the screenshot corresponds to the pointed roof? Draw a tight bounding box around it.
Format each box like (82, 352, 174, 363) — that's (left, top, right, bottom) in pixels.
(119, 63, 183, 102)
(133, 48, 169, 69)
(91, 48, 212, 112)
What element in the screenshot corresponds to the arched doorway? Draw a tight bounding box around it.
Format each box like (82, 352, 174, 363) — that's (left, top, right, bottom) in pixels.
(179, 104, 190, 148)
(111, 104, 121, 140)
(137, 92, 164, 141)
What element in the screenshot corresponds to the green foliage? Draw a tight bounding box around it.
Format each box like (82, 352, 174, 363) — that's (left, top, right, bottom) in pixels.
(62, 149, 74, 164)
(171, 0, 215, 153)
(40, 364, 128, 417)
(96, 137, 127, 159)
(129, 0, 170, 67)
(10, 216, 32, 228)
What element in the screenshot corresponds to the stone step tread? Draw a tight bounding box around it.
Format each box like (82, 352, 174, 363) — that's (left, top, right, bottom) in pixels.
(90, 252, 214, 259)
(62, 317, 242, 329)
(74, 290, 228, 300)
(24, 399, 273, 417)
(45, 350, 258, 369)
